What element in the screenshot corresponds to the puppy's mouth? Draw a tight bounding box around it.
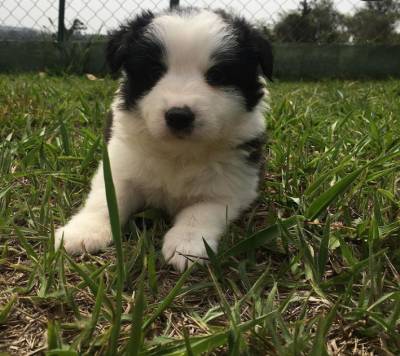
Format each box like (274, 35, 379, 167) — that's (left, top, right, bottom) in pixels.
(169, 126, 194, 139)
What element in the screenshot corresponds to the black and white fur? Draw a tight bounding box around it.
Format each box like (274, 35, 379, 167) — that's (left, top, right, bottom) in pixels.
(55, 8, 273, 272)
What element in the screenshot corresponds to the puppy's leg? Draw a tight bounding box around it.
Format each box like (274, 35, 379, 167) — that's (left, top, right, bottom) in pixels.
(162, 201, 240, 271)
(55, 162, 143, 255)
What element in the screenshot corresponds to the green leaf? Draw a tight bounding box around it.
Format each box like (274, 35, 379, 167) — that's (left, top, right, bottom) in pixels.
(367, 292, 399, 312)
(183, 328, 194, 356)
(146, 241, 158, 295)
(80, 274, 105, 348)
(102, 145, 125, 356)
(0, 295, 17, 324)
(310, 302, 338, 356)
(46, 350, 78, 356)
(306, 167, 365, 220)
(203, 238, 224, 281)
(317, 216, 331, 281)
(126, 275, 146, 356)
(81, 137, 101, 171)
(14, 227, 39, 262)
(0, 185, 13, 200)
(143, 263, 195, 330)
(65, 254, 114, 316)
(304, 160, 349, 197)
(102, 145, 125, 280)
(47, 320, 62, 351)
(222, 215, 304, 257)
(238, 263, 271, 305)
(146, 313, 274, 356)
(388, 295, 400, 330)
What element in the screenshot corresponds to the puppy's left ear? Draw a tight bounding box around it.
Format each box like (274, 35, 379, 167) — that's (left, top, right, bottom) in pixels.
(252, 30, 274, 81)
(106, 26, 129, 73)
(106, 10, 155, 73)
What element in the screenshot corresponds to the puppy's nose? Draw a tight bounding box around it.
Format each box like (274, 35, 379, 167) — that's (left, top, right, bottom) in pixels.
(165, 106, 195, 132)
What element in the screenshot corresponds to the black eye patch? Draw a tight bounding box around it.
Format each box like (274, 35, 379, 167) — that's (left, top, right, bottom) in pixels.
(205, 53, 264, 111)
(206, 63, 231, 86)
(129, 56, 166, 84)
(119, 38, 167, 110)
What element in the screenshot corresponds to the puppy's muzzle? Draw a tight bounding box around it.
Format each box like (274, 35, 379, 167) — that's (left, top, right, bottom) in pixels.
(165, 106, 195, 134)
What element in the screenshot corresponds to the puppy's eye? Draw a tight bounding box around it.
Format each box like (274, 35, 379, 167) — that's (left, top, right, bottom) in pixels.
(205, 65, 226, 86)
(152, 62, 165, 74)
(147, 62, 166, 81)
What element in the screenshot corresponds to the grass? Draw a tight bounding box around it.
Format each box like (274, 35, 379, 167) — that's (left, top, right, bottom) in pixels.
(0, 73, 399, 355)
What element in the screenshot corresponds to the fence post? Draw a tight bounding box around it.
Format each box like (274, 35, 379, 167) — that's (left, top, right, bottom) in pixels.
(58, 0, 66, 42)
(170, 0, 179, 9)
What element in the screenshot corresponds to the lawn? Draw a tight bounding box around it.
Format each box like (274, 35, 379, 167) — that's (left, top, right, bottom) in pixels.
(0, 74, 399, 355)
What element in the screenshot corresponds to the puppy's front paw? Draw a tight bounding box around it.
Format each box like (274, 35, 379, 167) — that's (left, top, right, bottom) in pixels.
(55, 214, 112, 255)
(162, 226, 218, 272)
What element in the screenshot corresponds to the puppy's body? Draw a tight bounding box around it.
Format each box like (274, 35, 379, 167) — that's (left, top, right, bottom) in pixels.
(55, 9, 273, 271)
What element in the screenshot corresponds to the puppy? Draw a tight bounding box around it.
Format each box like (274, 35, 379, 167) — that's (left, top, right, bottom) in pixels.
(55, 8, 273, 271)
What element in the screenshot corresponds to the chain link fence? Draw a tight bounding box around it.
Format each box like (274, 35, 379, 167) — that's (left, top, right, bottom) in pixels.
(0, 0, 399, 43)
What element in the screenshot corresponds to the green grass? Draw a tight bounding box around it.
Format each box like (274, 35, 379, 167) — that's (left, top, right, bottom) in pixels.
(0, 74, 399, 355)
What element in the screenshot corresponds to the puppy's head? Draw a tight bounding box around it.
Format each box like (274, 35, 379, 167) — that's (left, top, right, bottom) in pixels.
(107, 9, 273, 142)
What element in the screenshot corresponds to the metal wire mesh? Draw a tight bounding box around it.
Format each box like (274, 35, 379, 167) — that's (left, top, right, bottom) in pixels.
(0, 1, 399, 43)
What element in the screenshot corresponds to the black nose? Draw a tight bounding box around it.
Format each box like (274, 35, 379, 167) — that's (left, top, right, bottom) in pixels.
(165, 106, 195, 132)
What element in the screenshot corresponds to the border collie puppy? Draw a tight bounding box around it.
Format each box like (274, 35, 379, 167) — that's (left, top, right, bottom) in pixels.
(55, 8, 273, 271)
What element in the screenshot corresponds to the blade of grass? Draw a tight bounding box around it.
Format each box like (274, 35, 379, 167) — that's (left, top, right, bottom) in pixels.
(0, 295, 17, 324)
(126, 274, 146, 356)
(47, 320, 62, 351)
(310, 302, 338, 356)
(144, 313, 274, 356)
(65, 254, 114, 317)
(14, 226, 39, 262)
(222, 215, 304, 257)
(79, 274, 105, 348)
(317, 215, 331, 281)
(58, 118, 71, 155)
(146, 240, 158, 295)
(183, 328, 194, 356)
(102, 145, 125, 279)
(306, 166, 365, 220)
(142, 263, 195, 330)
(47, 350, 78, 356)
(304, 159, 350, 197)
(203, 238, 224, 281)
(102, 144, 125, 356)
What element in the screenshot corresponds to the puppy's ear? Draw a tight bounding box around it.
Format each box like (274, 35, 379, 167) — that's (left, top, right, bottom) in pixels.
(215, 11, 274, 81)
(252, 30, 274, 81)
(106, 11, 154, 73)
(106, 26, 128, 73)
